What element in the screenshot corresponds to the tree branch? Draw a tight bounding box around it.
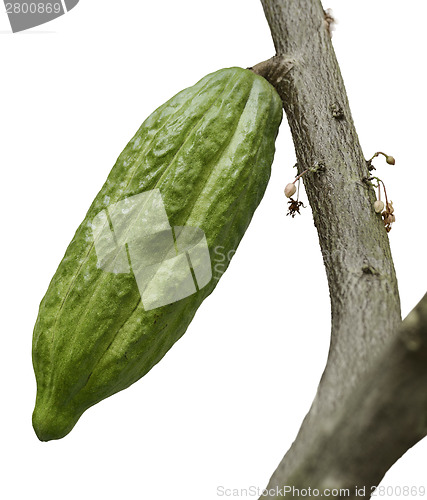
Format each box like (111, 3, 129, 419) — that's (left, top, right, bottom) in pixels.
(248, 0, 421, 495)
(281, 293, 427, 495)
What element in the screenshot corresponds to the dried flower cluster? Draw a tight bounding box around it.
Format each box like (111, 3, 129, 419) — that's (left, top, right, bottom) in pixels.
(284, 163, 326, 217)
(382, 201, 395, 233)
(284, 153, 396, 231)
(287, 198, 306, 217)
(366, 176, 396, 232)
(366, 152, 396, 232)
(284, 168, 309, 217)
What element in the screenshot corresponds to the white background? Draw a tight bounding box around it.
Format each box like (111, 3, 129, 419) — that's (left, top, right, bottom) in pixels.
(1, 1, 427, 499)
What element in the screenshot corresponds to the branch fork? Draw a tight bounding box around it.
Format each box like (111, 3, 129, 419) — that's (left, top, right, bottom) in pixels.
(252, 0, 427, 496)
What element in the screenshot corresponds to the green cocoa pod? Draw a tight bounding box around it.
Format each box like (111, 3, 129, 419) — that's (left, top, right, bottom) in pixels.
(32, 67, 282, 441)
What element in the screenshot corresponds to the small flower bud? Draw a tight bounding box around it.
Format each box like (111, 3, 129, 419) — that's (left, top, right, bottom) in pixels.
(386, 156, 395, 165)
(374, 200, 385, 213)
(285, 183, 297, 198)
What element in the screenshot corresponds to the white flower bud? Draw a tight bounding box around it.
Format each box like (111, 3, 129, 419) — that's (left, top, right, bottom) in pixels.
(374, 200, 385, 213)
(285, 183, 296, 198)
(386, 156, 395, 165)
